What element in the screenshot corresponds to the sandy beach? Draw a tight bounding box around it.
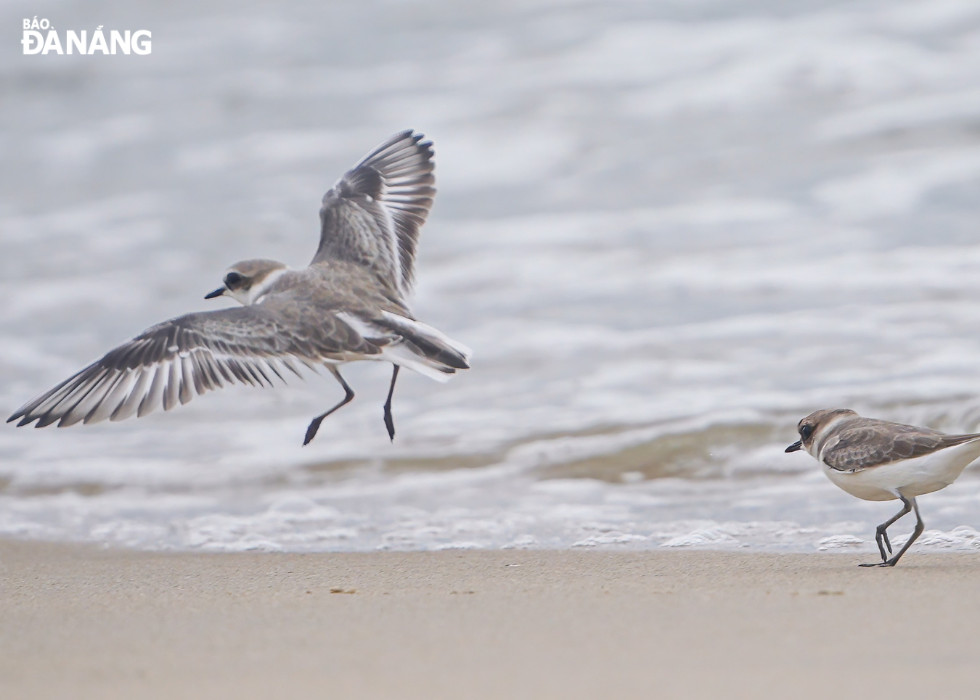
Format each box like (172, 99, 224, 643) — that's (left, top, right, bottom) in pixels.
(2, 541, 979, 699)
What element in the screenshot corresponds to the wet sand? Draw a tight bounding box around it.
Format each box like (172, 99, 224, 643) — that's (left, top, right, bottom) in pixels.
(2, 540, 978, 699)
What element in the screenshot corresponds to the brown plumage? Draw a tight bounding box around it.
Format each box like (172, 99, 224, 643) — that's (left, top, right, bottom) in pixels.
(791, 408, 980, 473)
(787, 408, 980, 566)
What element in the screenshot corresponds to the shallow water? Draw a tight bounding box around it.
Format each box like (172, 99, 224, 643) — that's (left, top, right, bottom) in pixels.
(3, 0, 980, 554)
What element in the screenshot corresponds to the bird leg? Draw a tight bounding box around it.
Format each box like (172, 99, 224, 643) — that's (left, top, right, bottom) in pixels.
(382, 365, 400, 442)
(303, 367, 355, 446)
(880, 496, 924, 567)
(870, 498, 910, 563)
(860, 494, 921, 568)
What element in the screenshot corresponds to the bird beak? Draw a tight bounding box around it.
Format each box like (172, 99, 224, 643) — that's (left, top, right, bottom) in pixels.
(204, 287, 226, 299)
(785, 440, 802, 453)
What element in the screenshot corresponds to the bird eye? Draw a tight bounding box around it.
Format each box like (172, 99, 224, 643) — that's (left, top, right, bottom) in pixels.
(800, 424, 813, 441)
(224, 272, 243, 287)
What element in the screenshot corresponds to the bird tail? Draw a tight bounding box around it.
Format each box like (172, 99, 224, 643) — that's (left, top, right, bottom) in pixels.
(371, 312, 470, 383)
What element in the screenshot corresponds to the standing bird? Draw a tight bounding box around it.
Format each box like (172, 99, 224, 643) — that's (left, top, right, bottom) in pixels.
(9, 130, 470, 445)
(786, 408, 980, 566)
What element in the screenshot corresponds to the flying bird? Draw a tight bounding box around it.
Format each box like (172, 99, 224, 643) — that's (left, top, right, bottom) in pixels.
(9, 130, 470, 445)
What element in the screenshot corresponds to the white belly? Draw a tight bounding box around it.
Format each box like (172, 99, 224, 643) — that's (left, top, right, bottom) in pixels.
(822, 438, 980, 502)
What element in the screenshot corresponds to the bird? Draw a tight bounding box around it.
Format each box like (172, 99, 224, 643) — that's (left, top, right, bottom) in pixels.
(8, 129, 470, 446)
(786, 408, 980, 567)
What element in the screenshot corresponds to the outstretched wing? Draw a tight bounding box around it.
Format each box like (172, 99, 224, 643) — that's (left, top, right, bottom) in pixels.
(821, 419, 980, 472)
(313, 130, 435, 297)
(7, 301, 382, 429)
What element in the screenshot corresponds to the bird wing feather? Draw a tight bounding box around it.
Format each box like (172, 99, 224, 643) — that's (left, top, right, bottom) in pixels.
(312, 130, 435, 296)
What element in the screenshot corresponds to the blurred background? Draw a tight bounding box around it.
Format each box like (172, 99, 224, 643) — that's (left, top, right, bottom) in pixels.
(2, 0, 980, 552)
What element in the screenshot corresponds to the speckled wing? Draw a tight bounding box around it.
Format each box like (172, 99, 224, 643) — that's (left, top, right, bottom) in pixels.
(312, 130, 435, 297)
(821, 419, 980, 472)
(7, 299, 383, 429)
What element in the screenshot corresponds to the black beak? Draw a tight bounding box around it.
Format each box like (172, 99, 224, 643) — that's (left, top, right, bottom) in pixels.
(785, 440, 802, 453)
(204, 287, 226, 299)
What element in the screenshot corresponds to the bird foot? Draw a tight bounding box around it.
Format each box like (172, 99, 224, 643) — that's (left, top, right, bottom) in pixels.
(383, 409, 395, 442)
(303, 417, 325, 446)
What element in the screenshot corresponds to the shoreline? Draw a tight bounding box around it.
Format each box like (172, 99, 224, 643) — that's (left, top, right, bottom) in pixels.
(3, 540, 979, 699)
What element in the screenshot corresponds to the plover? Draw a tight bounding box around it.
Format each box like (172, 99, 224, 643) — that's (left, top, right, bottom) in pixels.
(786, 408, 980, 566)
(8, 130, 470, 445)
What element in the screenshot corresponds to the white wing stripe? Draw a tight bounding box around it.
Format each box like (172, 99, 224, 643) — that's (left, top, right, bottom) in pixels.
(179, 355, 194, 405)
(84, 371, 135, 424)
(82, 373, 132, 424)
(139, 364, 166, 418)
(35, 352, 315, 426)
(59, 369, 113, 427)
(112, 369, 152, 422)
(163, 360, 179, 412)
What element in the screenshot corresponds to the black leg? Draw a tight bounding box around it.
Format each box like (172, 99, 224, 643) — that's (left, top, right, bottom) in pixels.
(880, 496, 924, 567)
(303, 367, 355, 446)
(862, 497, 911, 565)
(383, 365, 400, 442)
(859, 494, 921, 568)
